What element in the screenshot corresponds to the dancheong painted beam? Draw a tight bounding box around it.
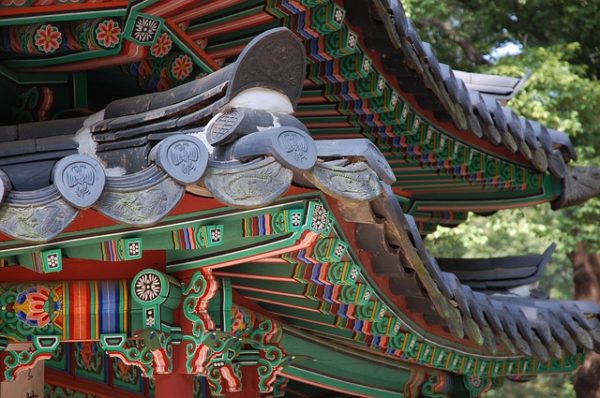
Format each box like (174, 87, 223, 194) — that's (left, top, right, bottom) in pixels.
(0, 1, 600, 397)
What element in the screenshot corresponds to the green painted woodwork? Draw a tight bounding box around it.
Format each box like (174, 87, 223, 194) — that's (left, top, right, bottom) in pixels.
(123, 12, 162, 46)
(112, 358, 145, 393)
(309, 51, 373, 83)
(45, 383, 96, 398)
(180, 270, 293, 396)
(270, 376, 288, 397)
(0, 191, 588, 397)
(278, 306, 585, 379)
(3, 335, 60, 381)
(320, 26, 359, 59)
(0, 63, 68, 85)
(462, 374, 496, 398)
(16, 248, 63, 273)
(45, 342, 68, 372)
(0, 281, 67, 342)
(268, 0, 346, 36)
(0, 199, 308, 255)
(72, 72, 88, 108)
(130, 269, 181, 333)
(281, 330, 409, 397)
(74, 342, 106, 382)
(0, 3, 584, 393)
(309, 3, 346, 35)
(404, 368, 455, 398)
(212, 197, 586, 380)
(99, 332, 173, 378)
(168, 201, 319, 272)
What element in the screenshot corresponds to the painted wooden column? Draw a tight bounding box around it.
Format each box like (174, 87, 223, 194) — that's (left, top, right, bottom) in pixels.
(225, 365, 260, 398)
(154, 373, 195, 398)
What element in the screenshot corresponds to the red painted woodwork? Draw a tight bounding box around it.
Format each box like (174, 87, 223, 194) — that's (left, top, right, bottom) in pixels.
(227, 365, 261, 398)
(0, 251, 166, 282)
(155, 373, 195, 398)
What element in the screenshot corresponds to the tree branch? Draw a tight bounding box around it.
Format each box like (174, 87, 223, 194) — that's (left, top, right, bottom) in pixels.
(414, 18, 490, 65)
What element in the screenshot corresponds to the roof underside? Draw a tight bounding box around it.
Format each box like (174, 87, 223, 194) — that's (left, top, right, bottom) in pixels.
(0, 0, 582, 233)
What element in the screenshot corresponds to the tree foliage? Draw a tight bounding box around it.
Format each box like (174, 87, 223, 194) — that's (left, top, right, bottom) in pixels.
(404, 0, 600, 78)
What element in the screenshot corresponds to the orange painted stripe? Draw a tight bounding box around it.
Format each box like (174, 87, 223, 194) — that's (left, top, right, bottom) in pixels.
(0, 1, 128, 17)
(144, 0, 197, 18)
(195, 230, 318, 270)
(171, 0, 247, 23)
(188, 12, 275, 40)
(298, 96, 328, 104)
(207, 43, 246, 59)
(69, 281, 91, 340)
(213, 272, 297, 282)
(268, 311, 337, 329)
(295, 110, 341, 117)
(232, 284, 306, 299)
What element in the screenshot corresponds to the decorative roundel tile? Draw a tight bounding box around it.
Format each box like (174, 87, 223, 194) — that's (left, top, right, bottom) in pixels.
(133, 271, 163, 303)
(131, 269, 168, 305)
(53, 154, 106, 209)
(273, 128, 318, 171)
(152, 135, 209, 185)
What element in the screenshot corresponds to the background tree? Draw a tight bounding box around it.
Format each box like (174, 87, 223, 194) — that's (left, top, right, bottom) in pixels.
(403, 0, 600, 396)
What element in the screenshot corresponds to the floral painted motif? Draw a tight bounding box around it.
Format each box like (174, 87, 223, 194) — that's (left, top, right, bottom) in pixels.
(150, 32, 172, 58)
(76, 342, 103, 373)
(10, 286, 62, 328)
(34, 24, 62, 54)
(171, 54, 193, 81)
(231, 306, 249, 333)
(134, 272, 161, 301)
(133, 16, 159, 42)
(311, 204, 329, 232)
(95, 19, 121, 49)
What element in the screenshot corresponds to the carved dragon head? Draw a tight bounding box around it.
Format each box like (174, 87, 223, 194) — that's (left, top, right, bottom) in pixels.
(552, 166, 600, 209)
